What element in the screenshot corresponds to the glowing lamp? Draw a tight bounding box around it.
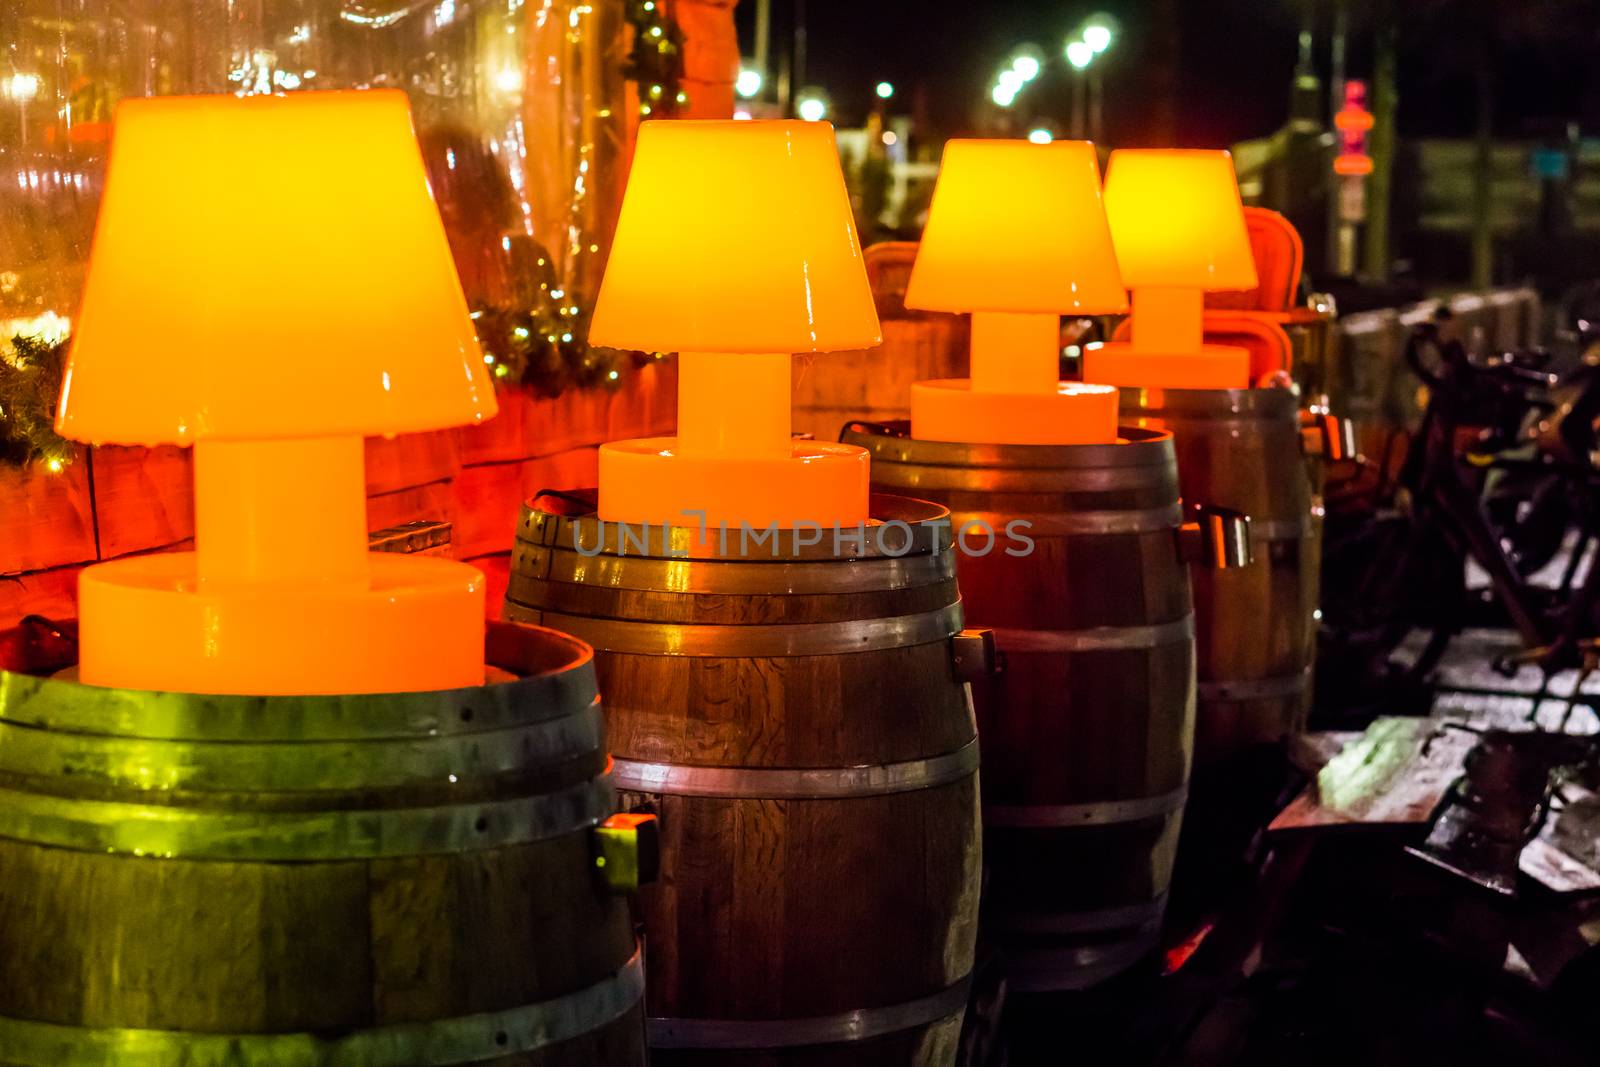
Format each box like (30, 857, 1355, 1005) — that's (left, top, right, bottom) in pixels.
(56, 90, 495, 694)
(903, 139, 1126, 445)
(589, 120, 880, 527)
(1082, 149, 1259, 389)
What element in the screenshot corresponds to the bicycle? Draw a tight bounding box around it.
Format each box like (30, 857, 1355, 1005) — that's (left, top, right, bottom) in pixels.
(1319, 319, 1600, 724)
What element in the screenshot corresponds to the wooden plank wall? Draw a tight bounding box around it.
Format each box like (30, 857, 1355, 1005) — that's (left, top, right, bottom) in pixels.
(0, 364, 675, 627)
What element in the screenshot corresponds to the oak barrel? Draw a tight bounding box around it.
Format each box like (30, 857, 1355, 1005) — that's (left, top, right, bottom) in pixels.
(842, 423, 1198, 992)
(504, 491, 981, 1065)
(0, 620, 646, 1066)
(1119, 385, 1319, 771)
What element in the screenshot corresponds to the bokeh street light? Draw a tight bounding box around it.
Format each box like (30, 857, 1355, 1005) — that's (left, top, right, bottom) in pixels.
(876, 81, 895, 100)
(1028, 128, 1054, 144)
(797, 90, 828, 122)
(1011, 42, 1045, 79)
(1083, 15, 1117, 55)
(736, 68, 763, 99)
(1065, 40, 1094, 71)
(990, 44, 1048, 114)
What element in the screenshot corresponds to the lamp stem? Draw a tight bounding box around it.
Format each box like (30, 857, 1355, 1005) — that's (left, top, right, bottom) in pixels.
(1131, 287, 1204, 355)
(194, 436, 370, 589)
(970, 311, 1060, 395)
(677, 351, 793, 458)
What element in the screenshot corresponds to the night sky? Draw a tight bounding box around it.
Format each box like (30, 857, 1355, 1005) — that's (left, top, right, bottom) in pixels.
(737, 0, 1600, 148)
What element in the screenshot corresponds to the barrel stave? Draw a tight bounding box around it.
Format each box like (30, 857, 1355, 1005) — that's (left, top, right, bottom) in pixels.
(634, 782, 979, 1020)
(952, 529, 1190, 631)
(971, 643, 1193, 807)
(590, 644, 973, 770)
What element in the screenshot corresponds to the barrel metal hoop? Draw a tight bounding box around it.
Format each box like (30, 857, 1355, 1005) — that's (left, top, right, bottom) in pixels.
(0, 620, 598, 742)
(1120, 387, 1299, 421)
(646, 975, 971, 1050)
(0, 774, 617, 861)
(0, 947, 645, 1066)
(613, 738, 979, 799)
(984, 785, 1188, 828)
(0, 699, 604, 794)
(999, 933, 1160, 993)
(519, 495, 955, 561)
(863, 464, 1174, 494)
(986, 895, 1168, 936)
(1197, 669, 1312, 702)
(946, 503, 1183, 537)
(841, 422, 1177, 471)
(509, 542, 956, 596)
(1246, 517, 1314, 543)
(509, 602, 966, 658)
(987, 616, 1194, 654)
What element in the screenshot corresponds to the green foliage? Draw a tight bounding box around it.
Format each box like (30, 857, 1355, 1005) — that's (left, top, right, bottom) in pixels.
(623, 0, 688, 117)
(470, 302, 641, 399)
(0, 335, 73, 471)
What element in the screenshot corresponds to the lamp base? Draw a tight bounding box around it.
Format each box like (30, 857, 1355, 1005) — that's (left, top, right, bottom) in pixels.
(1081, 342, 1251, 390)
(910, 379, 1120, 445)
(77, 553, 485, 695)
(598, 437, 869, 528)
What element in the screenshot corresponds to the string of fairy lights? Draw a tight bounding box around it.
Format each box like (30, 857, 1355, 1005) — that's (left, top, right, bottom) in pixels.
(624, 0, 688, 118)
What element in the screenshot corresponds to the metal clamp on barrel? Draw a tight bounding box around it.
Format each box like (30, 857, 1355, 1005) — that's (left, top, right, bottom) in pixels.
(951, 628, 1001, 680)
(1178, 505, 1252, 569)
(594, 812, 661, 893)
(1299, 405, 1355, 462)
(839, 419, 908, 442)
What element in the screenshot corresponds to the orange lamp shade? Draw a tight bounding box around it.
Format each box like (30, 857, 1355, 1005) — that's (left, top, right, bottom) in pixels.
(905, 139, 1127, 317)
(589, 120, 880, 354)
(901, 139, 1126, 445)
(55, 90, 494, 695)
(57, 90, 495, 445)
(1102, 149, 1258, 293)
(1085, 149, 1258, 390)
(589, 120, 879, 528)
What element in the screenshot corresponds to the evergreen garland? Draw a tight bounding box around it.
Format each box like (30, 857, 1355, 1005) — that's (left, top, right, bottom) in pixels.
(0, 336, 73, 471)
(623, 0, 688, 117)
(470, 301, 646, 399)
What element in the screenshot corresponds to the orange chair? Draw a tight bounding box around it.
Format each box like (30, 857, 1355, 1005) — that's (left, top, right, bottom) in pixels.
(1206, 207, 1327, 380)
(1207, 207, 1304, 313)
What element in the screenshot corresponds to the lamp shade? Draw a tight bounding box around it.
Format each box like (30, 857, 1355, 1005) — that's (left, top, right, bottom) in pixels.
(1103, 149, 1258, 291)
(588, 120, 880, 354)
(905, 139, 1128, 315)
(56, 90, 494, 445)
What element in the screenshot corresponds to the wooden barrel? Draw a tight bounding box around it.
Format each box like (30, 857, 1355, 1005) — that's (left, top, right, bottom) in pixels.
(504, 491, 981, 1065)
(0, 620, 646, 1066)
(841, 423, 1197, 992)
(1118, 385, 1319, 771)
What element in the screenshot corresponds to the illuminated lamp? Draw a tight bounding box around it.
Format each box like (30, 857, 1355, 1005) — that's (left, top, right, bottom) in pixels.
(1082, 149, 1260, 389)
(588, 119, 880, 527)
(56, 90, 495, 694)
(904, 139, 1126, 444)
